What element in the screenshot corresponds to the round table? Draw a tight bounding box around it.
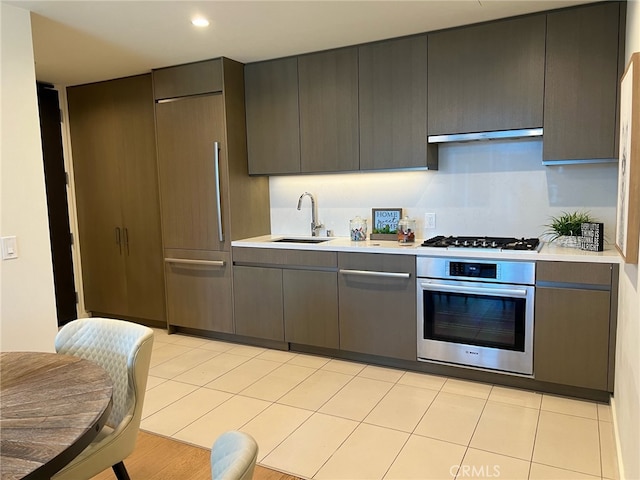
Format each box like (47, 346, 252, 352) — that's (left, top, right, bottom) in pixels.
(0, 351, 113, 480)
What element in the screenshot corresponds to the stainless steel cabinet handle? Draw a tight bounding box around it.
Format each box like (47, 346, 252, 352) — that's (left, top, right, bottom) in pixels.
(339, 269, 411, 279)
(419, 282, 528, 298)
(115, 227, 122, 255)
(214, 141, 224, 242)
(165, 258, 225, 267)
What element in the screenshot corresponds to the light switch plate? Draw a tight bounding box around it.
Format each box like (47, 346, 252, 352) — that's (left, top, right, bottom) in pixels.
(1, 236, 18, 260)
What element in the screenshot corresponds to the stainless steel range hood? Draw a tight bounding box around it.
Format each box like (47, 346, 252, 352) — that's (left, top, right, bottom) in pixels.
(427, 128, 543, 144)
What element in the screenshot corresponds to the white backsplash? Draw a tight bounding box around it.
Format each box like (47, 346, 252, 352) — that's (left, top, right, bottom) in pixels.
(269, 138, 619, 243)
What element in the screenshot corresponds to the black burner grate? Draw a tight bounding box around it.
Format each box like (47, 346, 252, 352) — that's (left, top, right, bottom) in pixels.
(421, 236, 540, 251)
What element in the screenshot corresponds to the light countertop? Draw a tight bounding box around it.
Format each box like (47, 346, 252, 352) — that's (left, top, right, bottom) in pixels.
(231, 235, 622, 263)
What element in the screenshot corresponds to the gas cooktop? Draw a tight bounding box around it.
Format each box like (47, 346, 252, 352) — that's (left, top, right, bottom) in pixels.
(420, 236, 542, 252)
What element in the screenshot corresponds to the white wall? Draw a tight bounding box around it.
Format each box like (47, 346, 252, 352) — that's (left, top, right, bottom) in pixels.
(0, 3, 58, 351)
(613, 2, 640, 479)
(270, 140, 618, 242)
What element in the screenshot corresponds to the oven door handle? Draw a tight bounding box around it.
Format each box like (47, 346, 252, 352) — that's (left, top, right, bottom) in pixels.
(419, 282, 529, 298)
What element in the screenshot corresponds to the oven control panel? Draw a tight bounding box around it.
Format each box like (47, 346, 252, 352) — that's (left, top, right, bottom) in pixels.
(416, 257, 536, 285)
(449, 261, 497, 279)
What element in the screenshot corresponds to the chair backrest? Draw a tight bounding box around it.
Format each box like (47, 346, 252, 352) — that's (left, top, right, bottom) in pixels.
(55, 317, 154, 429)
(211, 431, 258, 480)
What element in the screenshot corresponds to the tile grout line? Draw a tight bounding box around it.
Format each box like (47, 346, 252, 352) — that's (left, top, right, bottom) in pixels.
(526, 401, 542, 480)
(597, 419, 605, 479)
(454, 383, 494, 480)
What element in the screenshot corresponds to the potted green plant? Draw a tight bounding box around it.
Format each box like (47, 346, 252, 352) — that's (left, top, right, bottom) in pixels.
(544, 211, 595, 247)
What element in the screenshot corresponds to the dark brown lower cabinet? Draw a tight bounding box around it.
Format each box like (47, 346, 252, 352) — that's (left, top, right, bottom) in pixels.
(283, 269, 338, 349)
(338, 253, 416, 361)
(233, 265, 284, 341)
(164, 251, 233, 333)
(534, 261, 617, 391)
(232, 248, 338, 347)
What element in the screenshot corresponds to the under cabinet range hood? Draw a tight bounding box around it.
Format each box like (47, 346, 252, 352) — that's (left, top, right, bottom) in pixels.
(427, 128, 543, 144)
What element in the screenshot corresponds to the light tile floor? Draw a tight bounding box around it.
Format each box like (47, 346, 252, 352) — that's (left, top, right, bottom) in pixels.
(141, 329, 619, 480)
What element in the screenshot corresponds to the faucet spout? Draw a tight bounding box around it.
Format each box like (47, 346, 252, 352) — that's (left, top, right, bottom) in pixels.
(297, 192, 324, 236)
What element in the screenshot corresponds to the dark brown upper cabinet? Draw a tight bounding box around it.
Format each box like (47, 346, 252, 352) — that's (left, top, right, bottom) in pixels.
(245, 57, 301, 175)
(298, 47, 359, 173)
(427, 14, 545, 136)
(153, 59, 223, 100)
(359, 35, 437, 170)
(543, 1, 625, 164)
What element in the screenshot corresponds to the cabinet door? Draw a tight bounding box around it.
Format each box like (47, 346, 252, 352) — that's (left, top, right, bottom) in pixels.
(359, 35, 436, 170)
(543, 2, 623, 162)
(284, 270, 338, 349)
(69, 75, 165, 322)
(534, 287, 610, 390)
(116, 75, 165, 321)
(428, 15, 545, 135)
(233, 266, 284, 341)
(68, 82, 127, 315)
(245, 58, 301, 175)
(153, 59, 223, 100)
(298, 47, 359, 172)
(165, 253, 233, 333)
(338, 253, 416, 360)
(155, 94, 227, 252)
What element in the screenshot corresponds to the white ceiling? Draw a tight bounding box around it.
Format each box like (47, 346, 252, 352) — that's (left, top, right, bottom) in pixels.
(8, 0, 600, 86)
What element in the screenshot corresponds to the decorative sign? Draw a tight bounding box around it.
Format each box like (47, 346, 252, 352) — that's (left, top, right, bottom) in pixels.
(371, 208, 402, 240)
(580, 223, 604, 252)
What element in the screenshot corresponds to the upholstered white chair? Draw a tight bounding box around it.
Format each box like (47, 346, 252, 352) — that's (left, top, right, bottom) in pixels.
(211, 431, 259, 480)
(52, 317, 154, 480)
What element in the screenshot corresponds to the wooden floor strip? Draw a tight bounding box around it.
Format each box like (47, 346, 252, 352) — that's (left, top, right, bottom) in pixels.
(89, 430, 302, 480)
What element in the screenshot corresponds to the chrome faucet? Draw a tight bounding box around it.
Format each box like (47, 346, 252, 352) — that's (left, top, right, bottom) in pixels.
(297, 192, 324, 237)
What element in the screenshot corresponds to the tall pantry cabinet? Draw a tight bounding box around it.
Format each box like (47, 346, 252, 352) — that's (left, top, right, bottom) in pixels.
(67, 74, 166, 325)
(153, 58, 270, 334)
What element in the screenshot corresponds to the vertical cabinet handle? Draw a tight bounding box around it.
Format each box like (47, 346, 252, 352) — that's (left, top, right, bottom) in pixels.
(123, 227, 130, 256)
(214, 141, 224, 242)
(115, 227, 122, 255)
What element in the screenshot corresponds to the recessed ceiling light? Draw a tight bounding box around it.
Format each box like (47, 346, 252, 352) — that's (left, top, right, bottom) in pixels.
(191, 17, 210, 27)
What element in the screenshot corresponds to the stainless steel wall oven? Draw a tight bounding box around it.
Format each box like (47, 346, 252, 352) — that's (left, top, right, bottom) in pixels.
(417, 257, 535, 375)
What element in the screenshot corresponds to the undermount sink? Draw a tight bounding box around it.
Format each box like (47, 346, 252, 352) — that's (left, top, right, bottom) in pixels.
(272, 237, 331, 244)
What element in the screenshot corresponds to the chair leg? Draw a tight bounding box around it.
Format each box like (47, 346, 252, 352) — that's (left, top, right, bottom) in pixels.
(112, 461, 131, 480)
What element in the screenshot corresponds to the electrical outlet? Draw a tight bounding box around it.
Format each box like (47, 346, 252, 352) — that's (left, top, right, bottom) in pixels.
(425, 213, 436, 229)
